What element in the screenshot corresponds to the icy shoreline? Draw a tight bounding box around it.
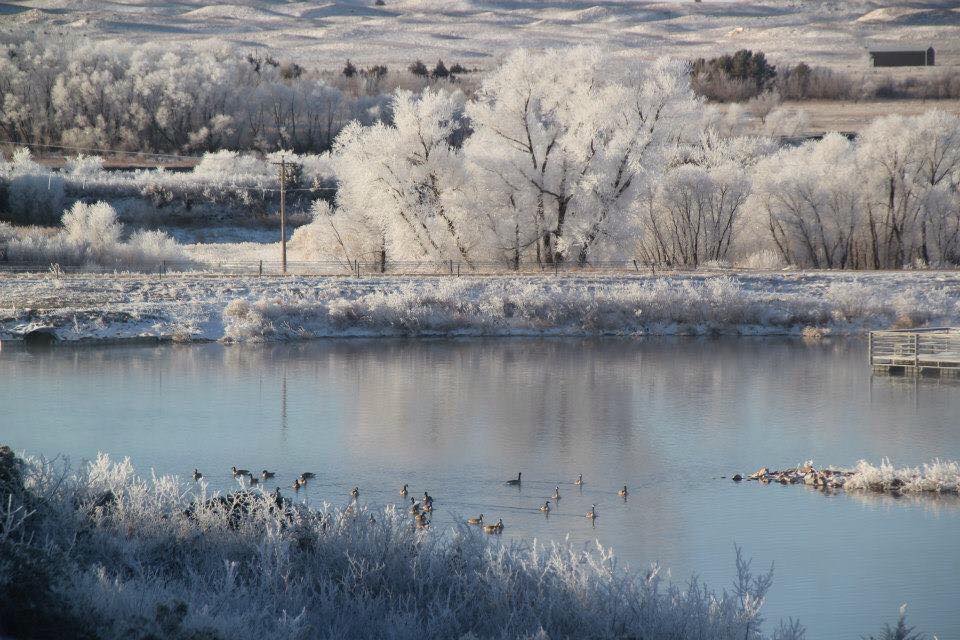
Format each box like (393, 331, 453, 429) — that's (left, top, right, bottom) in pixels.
(1, 271, 958, 343)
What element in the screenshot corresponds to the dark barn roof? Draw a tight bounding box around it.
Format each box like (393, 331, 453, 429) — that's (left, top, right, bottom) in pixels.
(869, 47, 935, 67)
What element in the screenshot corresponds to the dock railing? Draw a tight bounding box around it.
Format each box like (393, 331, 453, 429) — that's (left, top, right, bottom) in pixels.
(869, 328, 960, 373)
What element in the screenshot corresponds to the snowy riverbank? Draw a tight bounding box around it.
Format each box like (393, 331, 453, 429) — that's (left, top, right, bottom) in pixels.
(1, 271, 958, 343)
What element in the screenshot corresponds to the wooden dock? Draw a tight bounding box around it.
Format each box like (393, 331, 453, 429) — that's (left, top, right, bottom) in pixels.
(869, 328, 960, 375)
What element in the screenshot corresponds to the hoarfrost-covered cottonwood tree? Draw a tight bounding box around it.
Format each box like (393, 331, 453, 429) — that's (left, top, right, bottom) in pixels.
(464, 49, 702, 265)
(333, 89, 478, 268)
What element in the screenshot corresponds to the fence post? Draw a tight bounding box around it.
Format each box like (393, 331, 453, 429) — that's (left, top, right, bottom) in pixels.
(457, 262, 460, 277)
(632, 259, 639, 273)
(554, 260, 558, 276)
(259, 260, 263, 277)
(914, 333, 919, 370)
(158, 261, 163, 279)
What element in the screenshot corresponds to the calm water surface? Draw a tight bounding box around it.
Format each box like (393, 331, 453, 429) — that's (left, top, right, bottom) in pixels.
(2, 338, 958, 638)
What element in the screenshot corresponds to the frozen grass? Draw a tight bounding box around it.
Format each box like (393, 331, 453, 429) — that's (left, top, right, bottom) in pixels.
(1, 451, 806, 640)
(845, 459, 960, 494)
(0, 271, 957, 342)
(221, 275, 959, 342)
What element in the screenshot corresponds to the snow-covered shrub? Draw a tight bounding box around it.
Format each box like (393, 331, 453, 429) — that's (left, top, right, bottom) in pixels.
(844, 459, 960, 494)
(1, 149, 66, 225)
(737, 250, 788, 270)
(63, 154, 105, 177)
(61, 201, 122, 254)
(2, 201, 183, 268)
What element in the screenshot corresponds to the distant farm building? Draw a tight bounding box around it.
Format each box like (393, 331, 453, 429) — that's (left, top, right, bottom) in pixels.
(869, 47, 935, 67)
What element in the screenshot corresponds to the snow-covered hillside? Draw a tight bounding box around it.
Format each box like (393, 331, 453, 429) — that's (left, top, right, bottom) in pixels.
(3, 0, 958, 68)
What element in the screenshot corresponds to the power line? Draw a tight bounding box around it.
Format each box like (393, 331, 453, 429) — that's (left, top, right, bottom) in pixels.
(0, 139, 205, 162)
(0, 138, 338, 192)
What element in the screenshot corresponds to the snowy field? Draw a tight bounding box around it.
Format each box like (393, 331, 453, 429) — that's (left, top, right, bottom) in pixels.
(3, 0, 959, 69)
(1, 270, 957, 342)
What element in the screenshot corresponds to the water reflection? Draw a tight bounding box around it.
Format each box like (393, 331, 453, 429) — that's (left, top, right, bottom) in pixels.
(1, 337, 958, 638)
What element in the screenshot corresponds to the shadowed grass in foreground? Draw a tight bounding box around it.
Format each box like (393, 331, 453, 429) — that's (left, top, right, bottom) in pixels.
(0, 449, 922, 639)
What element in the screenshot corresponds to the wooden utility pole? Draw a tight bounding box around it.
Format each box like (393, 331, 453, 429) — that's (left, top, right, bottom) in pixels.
(272, 156, 288, 274)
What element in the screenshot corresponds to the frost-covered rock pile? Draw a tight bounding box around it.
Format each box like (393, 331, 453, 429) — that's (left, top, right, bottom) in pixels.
(735, 459, 960, 495)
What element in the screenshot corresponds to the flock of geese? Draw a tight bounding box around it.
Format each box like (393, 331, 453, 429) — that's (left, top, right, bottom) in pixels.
(192, 467, 630, 534)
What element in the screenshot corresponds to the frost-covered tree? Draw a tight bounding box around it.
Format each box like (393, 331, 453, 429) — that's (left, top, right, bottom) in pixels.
(465, 49, 700, 265)
(333, 89, 477, 266)
(635, 163, 750, 267)
(857, 111, 960, 267)
(749, 134, 860, 269)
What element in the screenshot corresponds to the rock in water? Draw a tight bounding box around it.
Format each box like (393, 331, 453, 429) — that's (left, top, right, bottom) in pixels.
(732, 474, 743, 482)
(749, 467, 769, 480)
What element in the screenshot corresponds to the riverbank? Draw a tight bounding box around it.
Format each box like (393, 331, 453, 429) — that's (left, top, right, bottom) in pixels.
(0, 447, 807, 639)
(1, 271, 957, 343)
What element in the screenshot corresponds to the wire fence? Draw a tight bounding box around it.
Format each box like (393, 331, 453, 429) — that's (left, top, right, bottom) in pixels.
(3, 259, 959, 277)
(0, 258, 701, 277)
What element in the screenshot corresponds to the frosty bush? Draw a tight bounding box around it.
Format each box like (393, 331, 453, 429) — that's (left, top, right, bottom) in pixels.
(0, 149, 65, 225)
(844, 459, 960, 494)
(218, 273, 960, 341)
(2, 201, 184, 268)
(0, 450, 810, 640)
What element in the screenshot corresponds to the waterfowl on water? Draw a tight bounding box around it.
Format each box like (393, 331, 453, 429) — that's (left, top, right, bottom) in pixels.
(618, 485, 628, 497)
(552, 486, 561, 500)
(350, 487, 360, 500)
(467, 514, 483, 525)
(574, 474, 583, 486)
(539, 500, 551, 513)
(422, 492, 434, 511)
(249, 477, 259, 486)
(299, 472, 315, 482)
(410, 497, 420, 514)
(415, 513, 429, 528)
(192, 469, 202, 481)
(483, 518, 504, 533)
(292, 479, 303, 491)
(586, 504, 597, 519)
(232, 466, 250, 478)
(506, 472, 522, 486)
(261, 470, 275, 480)
(400, 484, 408, 497)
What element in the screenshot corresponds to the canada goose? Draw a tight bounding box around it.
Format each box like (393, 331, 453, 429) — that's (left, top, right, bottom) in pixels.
(192, 469, 202, 481)
(415, 513, 429, 528)
(586, 504, 597, 519)
(261, 470, 275, 480)
(552, 486, 561, 500)
(400, 484, 408, 497)
(273, 487, 283, 507)
(292, 479, 302, 491)
(299, 472, 315, 482)
(232, 466, 250, 478)
(350, 487, 360, 500)
(249, 477, 259, 486)
(483, 518, 504, 533)
(422, 492, 434, 512)
(506, 472, 522, 486)
(539, 500, 551, 513)
(618, 485, 628, 497)
(574, 473, 583, 486)
(467, 514, 483, 525)
(410, 497, 420, 515)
